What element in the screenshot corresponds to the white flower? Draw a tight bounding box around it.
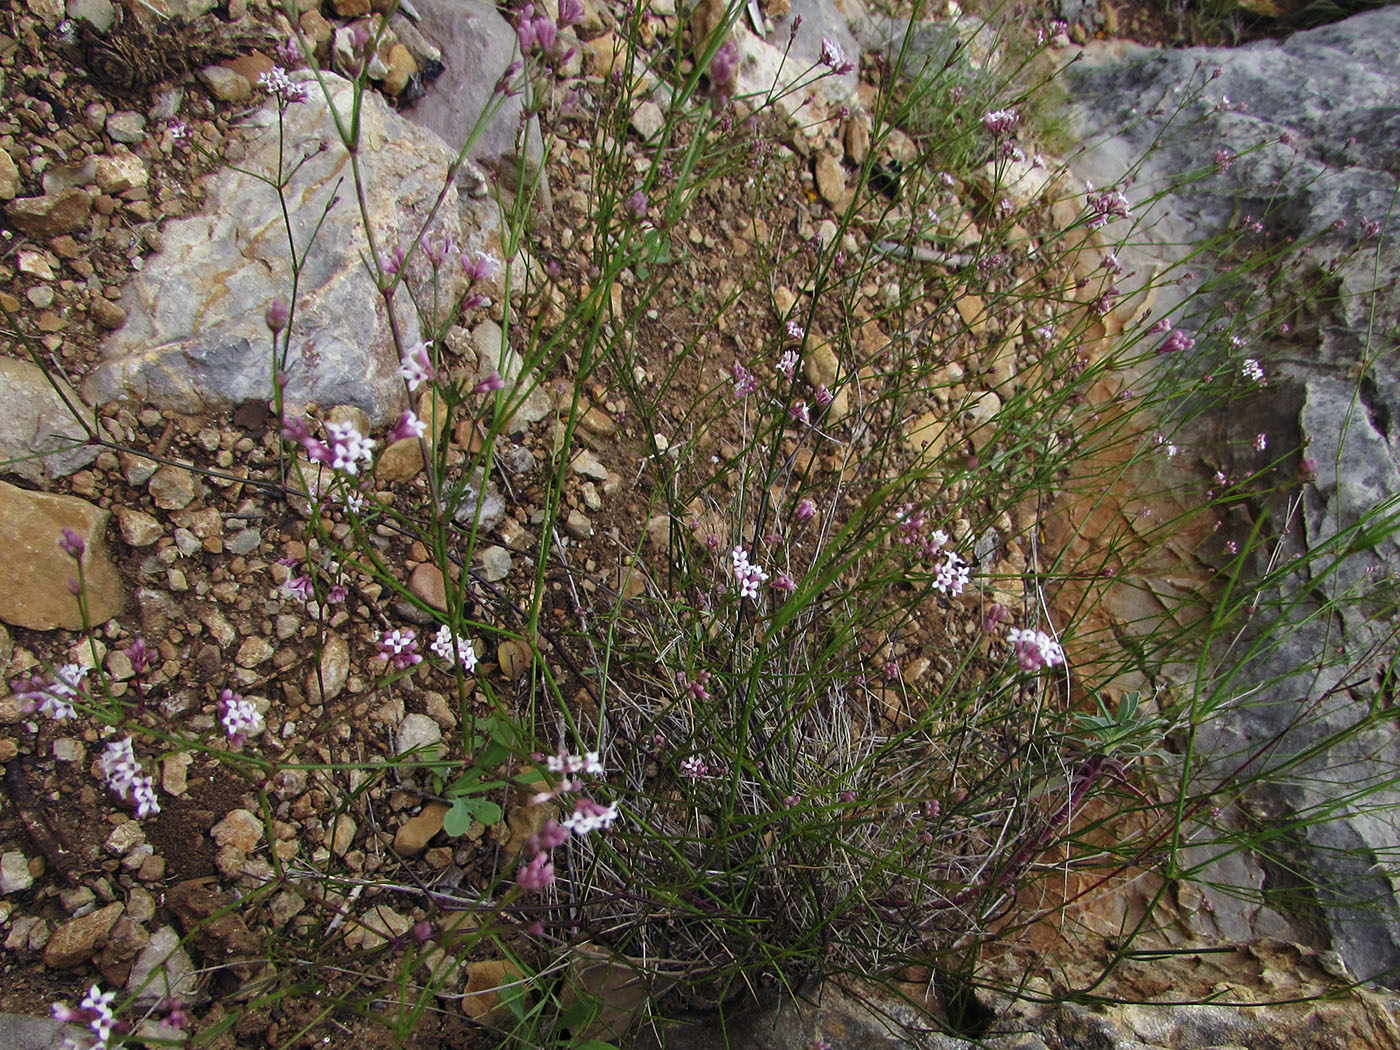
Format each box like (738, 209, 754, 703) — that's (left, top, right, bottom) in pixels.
(819, 37, 847, 70)
(397, 341, 435, 391)
(561, 797, 619, 836)
(100, 737, 160, 819)
(430, 624, 478, 671)
(932, 551, 969, 596)
(1241, 357, 1265, 384)
(547, 750, 604, 777)
(777, 349, 799, 380)
(220, 692, 265, 742)
(731, 546, 768, 600)
(1007, 627, 1065, 671)
(325, 420, 375, 475)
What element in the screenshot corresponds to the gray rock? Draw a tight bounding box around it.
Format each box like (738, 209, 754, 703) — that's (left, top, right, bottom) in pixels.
(396, 712, 442, 756)
(477, 544, 511, 581)
(0, 1014, 88, 1050)
(105, 111, 146, 144)
(1064, 7, 1400, 983)
(0, 358, 97, 482)
(1, 851, 34, 894)
(66, 0, 114, 31)
(84, 73, 492, 426)
(126, 925, 199, 1001)
(400, 0, 543, 181)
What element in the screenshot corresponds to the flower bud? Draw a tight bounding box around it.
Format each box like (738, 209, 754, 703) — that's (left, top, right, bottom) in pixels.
(265, 299, 289, 333)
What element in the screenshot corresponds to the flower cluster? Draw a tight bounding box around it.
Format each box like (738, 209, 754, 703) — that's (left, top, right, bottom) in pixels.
(430, 624, 478, 671)
(218, 688, 265, 747)
(1085, 182, 1133, 228)
(397, 342, 435, 391)
(1241, 357, 1266, 385)
(819, 37, 854, 74)
(777, 349, 799, 381)
(257, 66, 308, 104)
(981, 108, 1019, 135)
(326, 421, 375, 474)
(282, 417, 377, 476)
(894, 503, 950, 561)
(377, 628, 423, 670)
(562, 797, 620, 835)
(517, 750, 619, 893)
(13, 663, 89, 721)
(732, 360, 759, 398)
(933, 551, 970, 596)
(1007, 627, 1065, 671)
(731, 546, 769, 600)
(679, 754, 711, 779)
(1157, 328, 1196, 354)
(52, 985, 117, 1049)
(100, 737, 159, 819)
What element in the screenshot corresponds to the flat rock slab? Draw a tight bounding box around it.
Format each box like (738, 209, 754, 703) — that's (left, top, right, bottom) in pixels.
(0, 481, 125, 630)
(0, 358, 96, 483)
(0, 1014, 88, 1050)
(83, 72, 476, 426)
(1063, 6, 1400, 982)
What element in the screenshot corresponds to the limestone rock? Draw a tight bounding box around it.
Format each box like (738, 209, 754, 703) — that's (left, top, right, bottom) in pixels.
(0, 358, 97, 483)
(83, 73, 486, 426)
(0, 482, 125, 630)
(396, 713, 442, 756)
(147, 464, 196, 510)
(814, 153, 847, 209)
(126, 925, 198, 1001)
(401, 0, 542, 175)
(1064, 6, 1400, 981)
(305, 632, 350, 704)
(0, 147, 19, 200)
(211, 809, 263, 853)
(1, 851, 34, 894)
(94, 153, 148, 195)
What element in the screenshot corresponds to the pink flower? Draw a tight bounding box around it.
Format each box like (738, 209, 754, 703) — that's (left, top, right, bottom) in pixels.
(265, 298, 289, 333)
(517, 851, 554, 892)
(562, 797, 620, 836)
(473, 371, 505, 395)
(710, 39, 739, 93)
(387, 410, 426, 444)
(376, 628, 423, 670)
(795, 498, 816, 522)
(398, 342, 435, 391)
(462, 250, 501, 283)
(1007, 627, 1064, 671)
(1158, 328, 1196, 354)
(59, 527, 85, 559)
(981, 108, 1019, 135)
(732, 361, 759, 397)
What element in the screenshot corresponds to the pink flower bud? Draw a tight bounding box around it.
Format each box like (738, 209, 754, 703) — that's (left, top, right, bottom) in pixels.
(265, 298, 289, 333)
(59, 527, 85, 559)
